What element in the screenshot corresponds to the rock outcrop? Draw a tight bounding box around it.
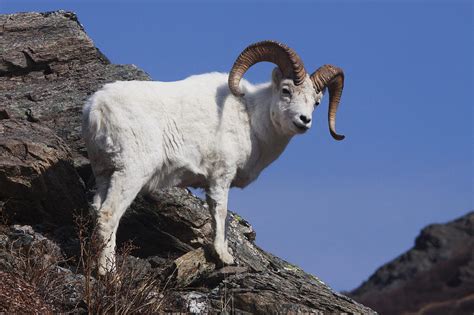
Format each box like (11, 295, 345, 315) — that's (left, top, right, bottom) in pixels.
(350, 211, 474, 315)
(0, 10, 374, 313)
(0, 119, 88, 227)
(0, 11, 150, 174)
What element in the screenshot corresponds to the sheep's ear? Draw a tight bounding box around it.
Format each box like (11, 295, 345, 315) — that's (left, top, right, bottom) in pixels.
(271, 67, 283, 87)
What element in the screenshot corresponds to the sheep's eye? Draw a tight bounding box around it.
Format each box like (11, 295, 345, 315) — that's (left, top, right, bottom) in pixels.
(282, 88, 291, 97)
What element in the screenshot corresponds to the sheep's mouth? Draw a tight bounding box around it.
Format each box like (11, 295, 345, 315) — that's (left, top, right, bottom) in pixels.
(293, 121, 309, 133)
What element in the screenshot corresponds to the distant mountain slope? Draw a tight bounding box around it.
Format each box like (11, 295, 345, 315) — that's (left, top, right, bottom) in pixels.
(350, 211, 474, 315)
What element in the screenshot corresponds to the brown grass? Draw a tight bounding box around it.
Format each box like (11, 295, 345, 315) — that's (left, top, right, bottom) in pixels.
(76, 216, 163, 314)
(1, 215, 166, 313)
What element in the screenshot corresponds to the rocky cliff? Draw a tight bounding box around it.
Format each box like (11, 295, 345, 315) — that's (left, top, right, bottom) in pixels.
(0, 11, 374, 313)
(350, 211, 474, 315)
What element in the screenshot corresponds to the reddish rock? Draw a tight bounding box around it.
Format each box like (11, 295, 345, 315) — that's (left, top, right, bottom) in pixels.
(350, 211, 474, 315)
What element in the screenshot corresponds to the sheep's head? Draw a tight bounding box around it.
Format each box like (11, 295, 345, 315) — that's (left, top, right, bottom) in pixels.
(228, 40, 345, 140)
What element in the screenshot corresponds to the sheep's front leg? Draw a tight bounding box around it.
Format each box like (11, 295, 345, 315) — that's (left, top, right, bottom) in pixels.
(206, 183, 234, 265)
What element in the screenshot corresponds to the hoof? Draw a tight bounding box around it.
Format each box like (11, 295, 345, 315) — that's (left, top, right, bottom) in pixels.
(211, 243, 235, 266)
(218, 250, 235, 265)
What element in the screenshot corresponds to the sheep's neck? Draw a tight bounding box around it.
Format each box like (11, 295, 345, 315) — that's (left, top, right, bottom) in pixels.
(240, 85, 293, 185)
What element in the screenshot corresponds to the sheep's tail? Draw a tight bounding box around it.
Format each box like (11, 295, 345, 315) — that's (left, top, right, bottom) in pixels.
(82, 95, 119, 154)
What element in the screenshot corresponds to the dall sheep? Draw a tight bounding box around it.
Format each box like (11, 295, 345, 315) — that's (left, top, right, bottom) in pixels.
(82, 40, 345, 274)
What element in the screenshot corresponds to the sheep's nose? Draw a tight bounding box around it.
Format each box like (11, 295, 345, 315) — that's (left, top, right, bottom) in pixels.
(299, 115, 311, 124)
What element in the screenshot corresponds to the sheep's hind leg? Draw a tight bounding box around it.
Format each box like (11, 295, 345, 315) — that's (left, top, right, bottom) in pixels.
(92, 174, 109, 211)
(96, 169, 144, 275)
(206, 182, 234, 265)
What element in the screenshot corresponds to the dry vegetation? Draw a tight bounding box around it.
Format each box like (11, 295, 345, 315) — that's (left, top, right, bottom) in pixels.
(0, 216, 166, 313)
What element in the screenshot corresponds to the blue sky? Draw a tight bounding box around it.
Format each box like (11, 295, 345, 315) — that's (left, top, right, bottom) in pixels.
(2, 0, 472, 291)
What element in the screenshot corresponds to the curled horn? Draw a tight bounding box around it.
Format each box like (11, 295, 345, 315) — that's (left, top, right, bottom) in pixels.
(311, 65, 345, 140)
(228, 40, 306, 97)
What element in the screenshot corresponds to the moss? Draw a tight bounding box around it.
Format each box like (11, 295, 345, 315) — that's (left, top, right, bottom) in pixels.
(284, 263, 302, 272)
(233, 213, 243, 222)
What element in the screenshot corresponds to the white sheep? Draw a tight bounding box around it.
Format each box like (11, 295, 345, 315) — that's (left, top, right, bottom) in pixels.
(82, 40, 345, 274)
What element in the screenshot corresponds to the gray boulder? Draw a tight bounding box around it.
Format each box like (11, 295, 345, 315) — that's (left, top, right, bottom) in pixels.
(0, 119, 88, 227)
